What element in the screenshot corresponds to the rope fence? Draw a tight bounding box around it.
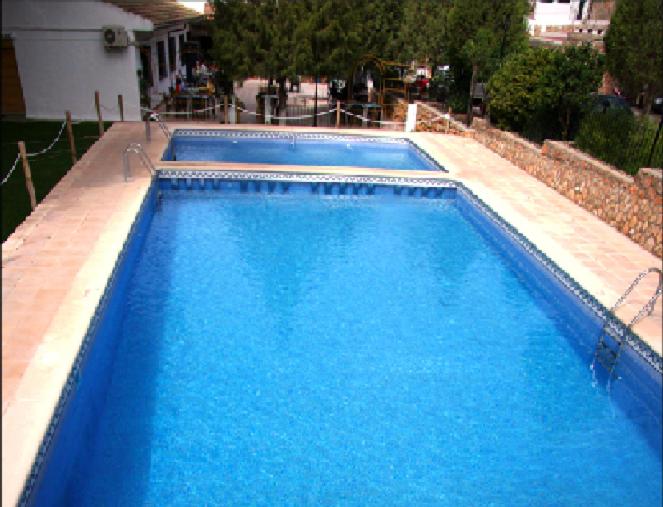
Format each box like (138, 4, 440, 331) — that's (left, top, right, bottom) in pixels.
(1, 119, 67, 187)
(2, 90, 456, 191)
(138, 101, 450, 127)
(2, 155, 21, 186)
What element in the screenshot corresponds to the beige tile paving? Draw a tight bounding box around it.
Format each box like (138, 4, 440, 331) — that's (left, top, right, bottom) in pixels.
(2, 122, 661, 506)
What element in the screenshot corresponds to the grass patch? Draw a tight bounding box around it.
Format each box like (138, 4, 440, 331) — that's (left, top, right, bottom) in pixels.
(1, 120, 112, 241)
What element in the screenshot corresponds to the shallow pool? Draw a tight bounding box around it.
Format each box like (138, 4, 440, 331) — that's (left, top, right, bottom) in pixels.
(162, 131, 442, 171)
(28, 178, 661, 506)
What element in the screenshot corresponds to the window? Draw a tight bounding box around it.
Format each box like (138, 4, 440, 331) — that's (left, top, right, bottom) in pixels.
(140, 46, 153, 87)
(179, 34, 185, 65)
(157, 40, 166, 79)
(168, 37, 176, 72)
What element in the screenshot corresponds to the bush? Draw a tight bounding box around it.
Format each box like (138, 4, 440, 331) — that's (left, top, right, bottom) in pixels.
(575, 110, 663, 174)
(446, 91, 468, 114)
(487, 45, 603, 139)
(429, 72, 454, 103)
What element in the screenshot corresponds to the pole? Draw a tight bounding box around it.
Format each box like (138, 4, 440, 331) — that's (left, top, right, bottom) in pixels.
(224, 95, 229, 124)
(17, 141, 37, 210)
(118, 94, 124, 121)
(647, 117, 662, 167)
(65, 111, 77, 164)
(95, 90, 104, 136)
(313, 74, 318, 127)
(336, 102, 341, 128)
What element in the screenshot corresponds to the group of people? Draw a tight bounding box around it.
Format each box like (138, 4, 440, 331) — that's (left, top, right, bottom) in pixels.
(174, 60, 217, 95)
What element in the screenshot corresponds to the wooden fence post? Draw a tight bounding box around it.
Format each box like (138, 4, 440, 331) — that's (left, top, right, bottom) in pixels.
(17, 141, 37, 210)
(65, 111, 77, 164)
(224, 95, 228, 124)
(95, 90, 104, 136)
(118, 94, 124, 121)
(336, 102, 341, 128)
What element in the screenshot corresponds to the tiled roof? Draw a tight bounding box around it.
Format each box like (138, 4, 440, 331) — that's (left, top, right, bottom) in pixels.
(104, 0, 202, 27)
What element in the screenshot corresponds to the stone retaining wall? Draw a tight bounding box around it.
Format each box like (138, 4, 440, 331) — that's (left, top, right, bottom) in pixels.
(414, 102, 473, 137)
(472, 118, 662, 257)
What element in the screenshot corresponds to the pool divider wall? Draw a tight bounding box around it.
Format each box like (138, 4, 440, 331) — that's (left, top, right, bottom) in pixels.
(22, 183, 159, 507)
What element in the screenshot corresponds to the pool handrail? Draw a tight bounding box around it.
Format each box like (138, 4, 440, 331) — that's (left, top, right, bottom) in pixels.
(593, 267, 662, 377)
(123, 143, 156, 181)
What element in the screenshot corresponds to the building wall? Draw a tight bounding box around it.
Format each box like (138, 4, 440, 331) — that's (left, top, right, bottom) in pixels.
(1, 0, 152, 120)
(529, 0, 586, 32)
(145, 25, 188, 108)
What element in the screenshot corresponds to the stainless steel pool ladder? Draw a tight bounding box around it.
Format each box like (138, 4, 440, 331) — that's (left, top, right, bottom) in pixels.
(144, 112, 171, 141)
(593, 267, 662, 376)
(123, 143, 156, 181)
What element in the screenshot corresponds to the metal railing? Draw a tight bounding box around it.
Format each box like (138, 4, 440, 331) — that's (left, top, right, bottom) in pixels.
(123, 143, 156, 181)
(593, 267, 662, 377)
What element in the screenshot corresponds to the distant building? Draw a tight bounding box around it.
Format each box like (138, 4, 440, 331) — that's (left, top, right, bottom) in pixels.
(1, 0, 202, 120)
(528, 0, 616, 49)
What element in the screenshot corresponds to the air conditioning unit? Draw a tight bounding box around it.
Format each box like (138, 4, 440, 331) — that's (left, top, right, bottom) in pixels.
(102, 26, 128, 48)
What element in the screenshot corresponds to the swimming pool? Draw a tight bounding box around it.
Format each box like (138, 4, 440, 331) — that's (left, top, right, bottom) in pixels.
(162, 130, 443, 171)
(24, 174, 662, 505)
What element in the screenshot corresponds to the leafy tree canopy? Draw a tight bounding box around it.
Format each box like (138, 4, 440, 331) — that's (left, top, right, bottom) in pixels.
(397, 0, 450, 67)
(604, 0, 663, 113)
(446, 0, 529, 86)
(488, 44, 604, 139)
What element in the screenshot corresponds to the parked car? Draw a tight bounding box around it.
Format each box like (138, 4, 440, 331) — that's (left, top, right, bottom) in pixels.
(589, 93, 633, 114)
(652, 96, 663, 115)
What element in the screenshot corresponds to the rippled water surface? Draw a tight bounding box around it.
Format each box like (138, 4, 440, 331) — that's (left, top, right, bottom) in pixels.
(164, 136, 439, 170)
(64, 189, 661, 506)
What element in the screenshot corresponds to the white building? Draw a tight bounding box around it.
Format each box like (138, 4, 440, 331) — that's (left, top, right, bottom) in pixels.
(529, 0, 592, 34)
(1, 0, 202, 121)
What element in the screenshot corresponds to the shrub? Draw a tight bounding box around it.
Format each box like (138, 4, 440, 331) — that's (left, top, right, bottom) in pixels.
(575, 110, 663, 174)
(487, 45, 603, 140)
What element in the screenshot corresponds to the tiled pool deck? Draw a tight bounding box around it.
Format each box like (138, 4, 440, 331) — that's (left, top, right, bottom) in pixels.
(2, 122, 662, 505)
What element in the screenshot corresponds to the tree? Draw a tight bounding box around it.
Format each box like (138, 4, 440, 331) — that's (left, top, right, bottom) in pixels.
(397, 0, 450, 69)
(461, 28, 496, 126)
(604, 0, 663, 114)
(487, 47, 557, 132)
(361, 0, 405, 62)
(211, 0, 255, 82)
(445, 0, 529, 125)
(538, 44, 604, 140)
(292, 0, 364, 124)
(487, 45, 604, 140)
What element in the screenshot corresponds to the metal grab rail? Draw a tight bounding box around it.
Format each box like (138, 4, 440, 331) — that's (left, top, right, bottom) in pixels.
(143, 111, 171, 141)
(156, 114, 171, 140)
(611, 267, 662, 327)
(593, 267, 662, 377)
(123, 143, 156, 181)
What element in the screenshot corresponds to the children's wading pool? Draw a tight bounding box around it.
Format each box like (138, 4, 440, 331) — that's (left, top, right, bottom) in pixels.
(162, 130, 443, 171)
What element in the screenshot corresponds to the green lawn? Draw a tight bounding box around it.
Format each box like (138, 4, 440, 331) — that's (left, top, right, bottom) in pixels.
(1, 120, 112, 242)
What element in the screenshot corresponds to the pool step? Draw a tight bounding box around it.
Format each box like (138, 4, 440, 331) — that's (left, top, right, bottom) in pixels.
(592, 267, 662, 377)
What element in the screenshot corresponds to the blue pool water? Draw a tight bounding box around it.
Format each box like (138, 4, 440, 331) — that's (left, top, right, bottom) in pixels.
(162, 133, 441, 171)
(30, 180, 661, 506)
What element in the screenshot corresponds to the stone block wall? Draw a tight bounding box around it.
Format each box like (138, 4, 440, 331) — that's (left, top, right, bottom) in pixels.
(472, 118, 663, 257)
(414, 102, 474, 137)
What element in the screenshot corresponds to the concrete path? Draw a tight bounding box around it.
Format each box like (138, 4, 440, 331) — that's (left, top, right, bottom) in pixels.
(2, 122, 661, 506)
